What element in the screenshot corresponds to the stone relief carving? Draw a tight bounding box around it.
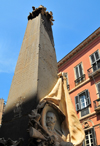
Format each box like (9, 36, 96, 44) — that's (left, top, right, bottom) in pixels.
(82, 119, 94, 129)
(28, 100, 73, 146)
(28, 73, 85, 146)
(0, 138, 23, 146)
(46, 111, 56, 132)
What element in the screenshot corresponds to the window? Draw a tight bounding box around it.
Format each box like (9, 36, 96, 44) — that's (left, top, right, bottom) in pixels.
(96, 82, 100, 98)
(82, 128, 96, 146)
(90, 50, 100, 72)
(75, 90, 91, 117)
(75, 63, 83, 79)
(74, 63, 85, 85)
(79, 92, 87, 109)
(63, 73, 70, 90)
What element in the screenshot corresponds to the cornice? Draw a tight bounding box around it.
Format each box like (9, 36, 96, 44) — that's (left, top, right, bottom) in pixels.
(58, 27, 100, 68)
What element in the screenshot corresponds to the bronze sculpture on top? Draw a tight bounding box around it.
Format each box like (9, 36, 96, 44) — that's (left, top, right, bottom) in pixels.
(0, 6, 85, 146)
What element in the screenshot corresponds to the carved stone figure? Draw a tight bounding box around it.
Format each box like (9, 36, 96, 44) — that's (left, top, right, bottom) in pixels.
(28, 73, 85, 146)
(28, 101, 74, 146)
(46, 111, 56, 131)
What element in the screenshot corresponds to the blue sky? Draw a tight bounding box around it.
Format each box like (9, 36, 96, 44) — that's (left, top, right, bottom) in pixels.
(0, 0, 100, 102)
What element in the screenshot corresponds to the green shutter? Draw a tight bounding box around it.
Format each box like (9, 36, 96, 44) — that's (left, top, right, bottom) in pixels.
(91, 127, 97, 146)
(85, 89, 91, 106)
(95, 51, 99, 60)
(75, 95, 80, 111)
(97, 83, 100, 96)
(79, 64, 83, 76)
(82, 140, 85, 146)
(75, 66, 79, 79)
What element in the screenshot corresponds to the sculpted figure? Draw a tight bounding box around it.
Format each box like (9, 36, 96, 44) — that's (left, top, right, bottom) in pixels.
(45, 111, 73, 146)
(46, 111, 56, 132)
(28, 73, 85, 146)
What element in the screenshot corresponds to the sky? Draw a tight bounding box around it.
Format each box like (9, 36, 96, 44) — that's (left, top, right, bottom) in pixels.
(0, 0, 100, 102)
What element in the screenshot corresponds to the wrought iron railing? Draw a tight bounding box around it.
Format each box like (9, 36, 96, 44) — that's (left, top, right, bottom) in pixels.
(75, 74, 85, 85)
(93, 98, 100, 110)
(87, 65, 100, 76)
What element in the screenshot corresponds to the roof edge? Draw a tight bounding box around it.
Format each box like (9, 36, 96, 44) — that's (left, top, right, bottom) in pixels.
(58, 27, 100, 67)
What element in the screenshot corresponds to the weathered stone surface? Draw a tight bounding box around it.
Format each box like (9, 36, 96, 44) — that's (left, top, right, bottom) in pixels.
(0, 6, 58, 146)
(0, 99, 4, 125)
(4, 7, 58, 119)
(0, 138, 23, 146)
(28, 5, 54, 25)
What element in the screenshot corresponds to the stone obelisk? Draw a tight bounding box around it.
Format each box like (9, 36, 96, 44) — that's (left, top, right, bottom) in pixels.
(0, 6, 58, 145)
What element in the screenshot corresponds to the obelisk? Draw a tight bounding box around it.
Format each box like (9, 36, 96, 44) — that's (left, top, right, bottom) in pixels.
(0, 6, 58, 146)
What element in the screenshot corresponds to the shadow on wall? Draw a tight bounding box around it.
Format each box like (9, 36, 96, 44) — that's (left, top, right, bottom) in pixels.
(0, 93, 39, 146)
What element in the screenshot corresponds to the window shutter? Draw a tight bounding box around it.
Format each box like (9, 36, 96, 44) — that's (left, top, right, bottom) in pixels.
(79, 64, 83, 76)
(75, 66, 79, 79)
(91, 54, 95, 63)
(95, 51, 99, 60)
(75, 95, 80, 111)
(97, 82, 100, 95)
(82, 140, 85, 146)
(97, 60, 100, 69)
(85, 89, 91, 106)
(93, 63, 97, 71)
(91, 127, 97, 146)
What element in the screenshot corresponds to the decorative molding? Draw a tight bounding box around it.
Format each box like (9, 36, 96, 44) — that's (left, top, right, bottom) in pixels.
(58, 28, 100, 68)
(0, 138, 23, 146)
(81, 119, 94, 129)
(79, 111, 96, 121)
(28, 100, 73, 146)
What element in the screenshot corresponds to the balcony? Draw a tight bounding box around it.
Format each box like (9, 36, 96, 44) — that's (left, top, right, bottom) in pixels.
(93, 98, 100, 112)
(74, 74, 85, 86)
(87, 65, 100, 78)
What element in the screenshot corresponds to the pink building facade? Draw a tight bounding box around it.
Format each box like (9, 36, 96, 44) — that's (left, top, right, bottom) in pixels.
(58, 28, 100, 146)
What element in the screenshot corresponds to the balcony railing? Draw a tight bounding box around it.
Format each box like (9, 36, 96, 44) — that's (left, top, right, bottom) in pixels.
(87, 65, 100, 78)
(93, 98, 100, 112)
(75, 74, 85, 86)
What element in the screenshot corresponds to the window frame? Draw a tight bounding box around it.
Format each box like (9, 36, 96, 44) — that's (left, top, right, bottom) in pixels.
(75, 89, 91, 117)
(90, 49, 100, 72)
(79, 92, 87, 109)
(96, 81, 100, 98)
(74, 62, 84, 79)
(82, 127, 97, 146)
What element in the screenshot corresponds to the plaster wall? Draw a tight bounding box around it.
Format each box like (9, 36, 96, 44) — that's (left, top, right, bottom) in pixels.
(58, 36, 100, 145)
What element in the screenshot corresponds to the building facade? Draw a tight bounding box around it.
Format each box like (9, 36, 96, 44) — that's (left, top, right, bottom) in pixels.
(58, 28, 100, 146)
(0, 99, 4, 126)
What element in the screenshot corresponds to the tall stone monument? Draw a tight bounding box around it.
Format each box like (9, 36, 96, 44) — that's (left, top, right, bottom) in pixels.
(0, 6, 85, 146)
(0, 5, 58, 146)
